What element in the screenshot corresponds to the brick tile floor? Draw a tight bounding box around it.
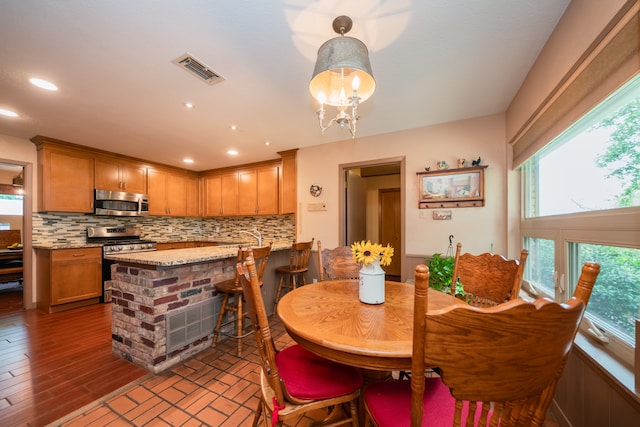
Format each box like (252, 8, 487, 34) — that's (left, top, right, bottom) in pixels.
(54, 316, 320, 427)
(53, 315, 560, 427)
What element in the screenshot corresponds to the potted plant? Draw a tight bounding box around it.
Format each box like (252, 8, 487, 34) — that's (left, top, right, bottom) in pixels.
(425, 253, 465, 298)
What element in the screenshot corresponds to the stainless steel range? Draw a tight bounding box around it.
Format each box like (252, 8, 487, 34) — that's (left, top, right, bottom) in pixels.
(87, 226, 157, 302)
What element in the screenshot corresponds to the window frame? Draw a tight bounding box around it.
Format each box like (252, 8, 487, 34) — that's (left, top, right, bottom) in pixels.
(521, 205, 640, 367)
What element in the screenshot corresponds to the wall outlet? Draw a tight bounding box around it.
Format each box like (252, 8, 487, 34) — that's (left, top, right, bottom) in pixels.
(167, 226, 173, 233)
(215, 226, 220, 233)
(313, 278, 318, 283)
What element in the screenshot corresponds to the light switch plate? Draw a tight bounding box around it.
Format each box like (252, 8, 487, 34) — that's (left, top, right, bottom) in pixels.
(308, 202, 327, 211)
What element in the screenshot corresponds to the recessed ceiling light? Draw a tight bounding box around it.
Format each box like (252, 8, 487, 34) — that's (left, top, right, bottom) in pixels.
(183, 158, 194, 164)
(0, 109, 19, 118)
(184, 102, 194, 109)
(230, 124, 238, 131)
(264, 140, 270, 146)
(227, 149, 238, 156)
(29, 78, 58, 91)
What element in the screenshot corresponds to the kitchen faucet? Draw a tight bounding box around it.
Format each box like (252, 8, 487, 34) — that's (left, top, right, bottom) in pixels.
(239, 229, 262, 247)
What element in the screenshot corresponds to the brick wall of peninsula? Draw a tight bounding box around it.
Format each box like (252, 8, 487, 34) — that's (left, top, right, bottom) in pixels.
(110, 258, 234, 373)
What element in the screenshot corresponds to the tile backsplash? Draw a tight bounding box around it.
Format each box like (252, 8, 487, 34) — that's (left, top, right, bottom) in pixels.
(32, 213, 295, 246)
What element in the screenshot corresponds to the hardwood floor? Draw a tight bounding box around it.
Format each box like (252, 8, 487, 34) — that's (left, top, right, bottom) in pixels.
(0, 288, 148, 427)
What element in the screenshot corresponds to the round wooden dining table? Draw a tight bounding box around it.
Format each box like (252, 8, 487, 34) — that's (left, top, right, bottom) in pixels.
(276, 280, 462, 373)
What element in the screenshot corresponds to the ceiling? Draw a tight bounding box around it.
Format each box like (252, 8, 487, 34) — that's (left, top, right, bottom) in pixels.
(0, 0, 570, 172)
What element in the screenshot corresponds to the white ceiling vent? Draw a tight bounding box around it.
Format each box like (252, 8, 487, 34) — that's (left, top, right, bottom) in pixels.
(172, 53, 225, 86)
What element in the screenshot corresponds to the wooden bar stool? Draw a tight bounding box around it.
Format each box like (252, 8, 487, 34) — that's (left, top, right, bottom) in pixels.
(212, 244, 271, 356)
(274, 238, 314, 304)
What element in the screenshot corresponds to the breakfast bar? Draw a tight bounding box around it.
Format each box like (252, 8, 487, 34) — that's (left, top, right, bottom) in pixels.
(106, 242, 291, 373)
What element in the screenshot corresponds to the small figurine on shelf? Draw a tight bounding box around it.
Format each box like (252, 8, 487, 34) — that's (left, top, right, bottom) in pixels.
(472, 156, 482, 166)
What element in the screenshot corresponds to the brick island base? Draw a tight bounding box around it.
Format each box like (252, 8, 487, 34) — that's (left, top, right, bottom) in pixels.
(109, 258, 235, 373)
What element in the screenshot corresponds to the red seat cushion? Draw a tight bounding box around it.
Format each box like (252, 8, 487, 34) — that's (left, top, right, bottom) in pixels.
(365, 377, 455, 426)
(275, 345, 363, 400)
(365, 378, 495, 426)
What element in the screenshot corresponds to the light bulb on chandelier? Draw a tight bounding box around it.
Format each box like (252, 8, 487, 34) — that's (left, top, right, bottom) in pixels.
(309, 16, 375, 138)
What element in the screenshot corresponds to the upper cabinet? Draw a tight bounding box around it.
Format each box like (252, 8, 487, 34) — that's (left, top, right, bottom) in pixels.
(31, 135, 298, 218)
(186, 173, 200, 217)
(95, 156, 147, 194)
(278, 149, 297, 214)
(203, 171, 239, 217)
(147, 168, 188, 216)
(238, 163, 279, 215)
(32, 136, 95, 213)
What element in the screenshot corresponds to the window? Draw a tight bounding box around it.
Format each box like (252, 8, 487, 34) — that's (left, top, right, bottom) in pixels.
(522, 237, 555, 296)
(0, 194, 23, 216)
(520, 73, 640, 366)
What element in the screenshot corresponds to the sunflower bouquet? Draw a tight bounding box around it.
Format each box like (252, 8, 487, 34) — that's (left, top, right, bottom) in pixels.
(351, 240, 394, 267)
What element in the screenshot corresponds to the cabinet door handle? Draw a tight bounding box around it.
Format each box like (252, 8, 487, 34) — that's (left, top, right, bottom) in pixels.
(72, 253, 86, 257)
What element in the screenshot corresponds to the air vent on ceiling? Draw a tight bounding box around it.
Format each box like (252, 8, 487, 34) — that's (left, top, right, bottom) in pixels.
(172, 53, 225, 86)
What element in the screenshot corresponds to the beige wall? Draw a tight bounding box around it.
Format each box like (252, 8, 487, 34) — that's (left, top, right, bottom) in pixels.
(296, 113, 509, 260)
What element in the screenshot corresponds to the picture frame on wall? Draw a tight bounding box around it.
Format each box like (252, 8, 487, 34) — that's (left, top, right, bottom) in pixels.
(417, 165, 487, 208)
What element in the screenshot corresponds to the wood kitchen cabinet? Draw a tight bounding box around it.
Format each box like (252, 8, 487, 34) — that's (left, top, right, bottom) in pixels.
(203, 171, 239, 216)
(95, 156, 147, 194)
(238, 163, 279, 215)
(156, 242, 195, 250)
(186, 173, 200, 217)
(35, 247, 102, 313)
(278, 149, 297, 214)
(148, 168, 187, 216)
(30, 135, 298, 217)
(156, 241, 218, 250)
(32, 136, 95, 213)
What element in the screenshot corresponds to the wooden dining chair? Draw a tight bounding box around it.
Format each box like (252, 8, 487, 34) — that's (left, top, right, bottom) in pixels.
(317, 240, 360, 281)
(451, 242, 529, 306)
(212, 243, 271, 356)
(274, 238, 314, 304)
(238, 250, 362, 427)
(364, 261, 600, 427)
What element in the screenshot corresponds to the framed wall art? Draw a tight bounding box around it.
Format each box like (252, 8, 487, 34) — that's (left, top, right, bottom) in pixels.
(417, 165, 487, 208)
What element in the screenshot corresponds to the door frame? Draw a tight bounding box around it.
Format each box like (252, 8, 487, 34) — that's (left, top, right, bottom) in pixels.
(339, 156, 406, 281)
(0, 160, 34, 309)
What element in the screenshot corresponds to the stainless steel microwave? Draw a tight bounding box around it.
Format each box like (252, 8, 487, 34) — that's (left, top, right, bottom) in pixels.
(94, 189, 149, 216)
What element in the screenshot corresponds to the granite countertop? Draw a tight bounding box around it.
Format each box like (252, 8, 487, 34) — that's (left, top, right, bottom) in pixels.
(33, 243, 104, 250)
(104, 240, 292, 267)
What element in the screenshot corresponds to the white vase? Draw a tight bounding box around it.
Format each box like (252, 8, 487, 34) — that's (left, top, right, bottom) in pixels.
(359, 258, 385, 304)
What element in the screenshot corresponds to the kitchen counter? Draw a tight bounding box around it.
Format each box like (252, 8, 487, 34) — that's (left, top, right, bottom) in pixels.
(105, 240, 291, 267)
(33, 243, 103, 250)
(108, 239, 294, 373)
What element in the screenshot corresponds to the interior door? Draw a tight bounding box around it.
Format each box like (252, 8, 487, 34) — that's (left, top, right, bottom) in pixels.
(345, 170, 366, 245)
(379, 188, 401, 277)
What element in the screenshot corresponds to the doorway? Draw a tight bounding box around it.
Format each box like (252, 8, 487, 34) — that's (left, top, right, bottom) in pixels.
(0, 160, 33, 311)
(340, 157, 405, 281)
(0, 163, 24, 310)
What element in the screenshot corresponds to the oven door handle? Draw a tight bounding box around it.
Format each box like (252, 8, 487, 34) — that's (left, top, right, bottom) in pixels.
(137, 197, 142, 215)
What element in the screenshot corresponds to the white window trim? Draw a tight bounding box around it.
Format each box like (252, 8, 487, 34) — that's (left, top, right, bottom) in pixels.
(521, 206, 640, 368)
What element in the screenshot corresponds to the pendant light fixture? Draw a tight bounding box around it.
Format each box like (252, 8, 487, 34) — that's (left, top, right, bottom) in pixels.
(309, 16, 375, 138)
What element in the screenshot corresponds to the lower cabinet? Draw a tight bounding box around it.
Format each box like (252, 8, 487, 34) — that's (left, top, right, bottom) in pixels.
(156, 242, 218, 250)
(36, 247, 102, 313)
(156, 242, 195, 250)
